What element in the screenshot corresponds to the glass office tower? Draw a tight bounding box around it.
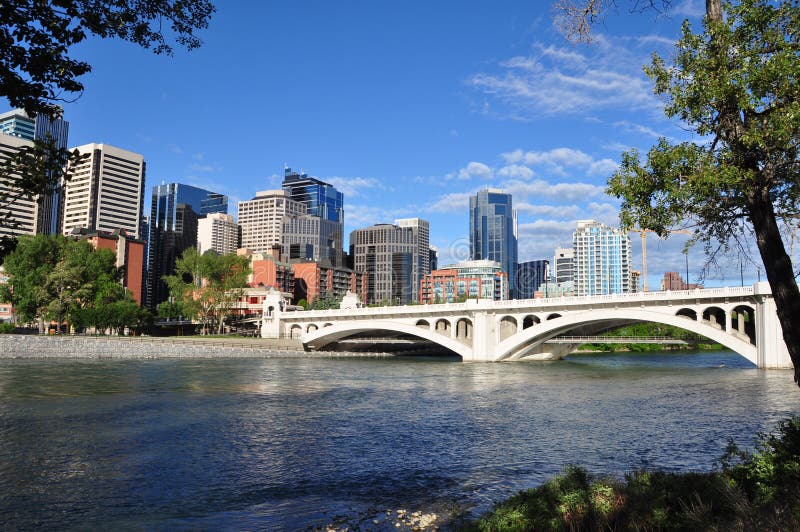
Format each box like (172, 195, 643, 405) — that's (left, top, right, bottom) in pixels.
(470, 189, 518, 297)
(282, 166, 344, 266)
(146, 183, 228, 309)
(282, 167, 343, 223)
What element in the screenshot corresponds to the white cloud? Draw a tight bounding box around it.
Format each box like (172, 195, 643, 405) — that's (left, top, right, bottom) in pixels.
(613, 120, 669, 140)
(504, 179, 607, 202)
(327, 176, 383, 197)
(345, 204, 414, 230)
(427, 192, 473, 213)
(450, 161, 493, 180)
(671, 0, 705, 18)
(467, 36, 664, 118)
(516, 202, 580, 218)
(497, 164, 534, 180)
(587, 158, 619, 177)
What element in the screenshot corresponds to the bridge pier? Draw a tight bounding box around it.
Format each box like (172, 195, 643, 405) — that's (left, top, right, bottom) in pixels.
(754, 283, 792, 368)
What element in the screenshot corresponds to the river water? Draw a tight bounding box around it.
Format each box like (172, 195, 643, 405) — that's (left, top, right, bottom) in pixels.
(0, 351, 797, 529)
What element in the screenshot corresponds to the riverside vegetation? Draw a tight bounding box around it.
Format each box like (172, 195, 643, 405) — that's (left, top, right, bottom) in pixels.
(471, 418, 800, 531)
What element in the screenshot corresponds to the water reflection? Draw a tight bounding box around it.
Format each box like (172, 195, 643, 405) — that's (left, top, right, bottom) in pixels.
(0, 352, 797, 529)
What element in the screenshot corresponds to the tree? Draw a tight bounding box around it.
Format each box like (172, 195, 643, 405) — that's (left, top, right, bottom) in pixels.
(554, 0, 675, 42)
(603, 0, 800, 384)
(0, 234, 62, 332)
(163, 249, 250, 335)
(0, 0, 214, 258)
(1, 0, 215, 119)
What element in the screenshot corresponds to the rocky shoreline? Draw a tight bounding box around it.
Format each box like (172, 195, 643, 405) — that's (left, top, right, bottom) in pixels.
(0, 334, 391, 360)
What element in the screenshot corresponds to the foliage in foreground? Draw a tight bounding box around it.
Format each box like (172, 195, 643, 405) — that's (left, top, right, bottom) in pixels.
(473, 418, 800, 531)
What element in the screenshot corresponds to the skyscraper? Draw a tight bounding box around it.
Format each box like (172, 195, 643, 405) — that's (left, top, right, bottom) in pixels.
(238, 190, 306, 254)
(282, 166, 343, 223)
(0, 133, 38, 239)
(197, 212, 239, 255)
(62, 143, 146, 238)
(350, 221, 429, 305)
(553, 247, 575, 283)
(281, 166, 344, 266)
(573, 220, 632, 296)
(516, 260, 549, 299)
(0, 109, 69, 234)
(395, 217, 431, 299)
(146, 183, 228, 309)
(470, 189, 518, 297)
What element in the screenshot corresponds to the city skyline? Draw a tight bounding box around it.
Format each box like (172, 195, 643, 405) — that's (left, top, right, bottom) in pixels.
(0, 0, 764, 288)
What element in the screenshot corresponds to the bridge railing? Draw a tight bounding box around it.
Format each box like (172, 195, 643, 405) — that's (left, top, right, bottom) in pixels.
(281, 284, 763, 320)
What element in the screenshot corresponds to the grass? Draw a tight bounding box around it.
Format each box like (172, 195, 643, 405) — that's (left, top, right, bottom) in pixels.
(470, 418, 800, 531)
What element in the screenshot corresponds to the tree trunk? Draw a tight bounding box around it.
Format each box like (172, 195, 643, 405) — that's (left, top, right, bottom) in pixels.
(748, 189, 800, 385)
(706, 0, 722, 21)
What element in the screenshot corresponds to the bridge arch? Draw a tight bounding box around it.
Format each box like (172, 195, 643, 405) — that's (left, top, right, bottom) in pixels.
(494, 308, 757, 365)
(307, 324, 318, 333)
(499, 316, 518, 341)
(676, 308, 697, 320)
(416, 319, 430, 329)
(434, 318, 451, 335)
(301, 320, 473, 359)
(289, 324, 302, 339)
(702, 306, 726, 330)
(522, 315, 540, 329)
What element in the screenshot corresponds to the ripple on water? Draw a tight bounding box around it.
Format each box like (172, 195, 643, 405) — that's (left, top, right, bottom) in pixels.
(0, 351, 797, 529)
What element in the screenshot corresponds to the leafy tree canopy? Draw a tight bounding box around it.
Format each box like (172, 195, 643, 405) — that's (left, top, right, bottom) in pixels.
(1, 0, 215, 119)
(605, 0, 800, 384)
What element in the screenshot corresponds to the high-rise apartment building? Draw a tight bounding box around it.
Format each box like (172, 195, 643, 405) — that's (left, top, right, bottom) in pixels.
(0, 134, 38, 238)
(573, 220, 632, 296)
(350, 222, 428, 305)
(146, 183, 228, 309)
(197, 212, 239, 255)
(238, 190, 306, 254)
(553, 247, 574, 283)
(281, 167, 344, 266)
(516, 260, 549, 300)
(470, 189, 518, 297)
(0, 109, 69, 234)
(62, 143, 145, 238)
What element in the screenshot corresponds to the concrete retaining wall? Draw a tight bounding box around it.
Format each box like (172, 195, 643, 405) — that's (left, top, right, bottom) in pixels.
(0, 335, 391, 360)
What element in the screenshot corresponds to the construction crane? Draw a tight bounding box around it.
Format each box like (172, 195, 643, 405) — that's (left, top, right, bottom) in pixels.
(634, 228, 692, 292)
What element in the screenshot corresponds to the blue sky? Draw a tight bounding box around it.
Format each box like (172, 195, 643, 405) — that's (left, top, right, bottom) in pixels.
(4, 0, 769, 287)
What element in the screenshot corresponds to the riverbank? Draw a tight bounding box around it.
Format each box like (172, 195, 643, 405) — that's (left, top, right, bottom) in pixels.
(470, 418, 800, 531)
(0, 334, 392, 359)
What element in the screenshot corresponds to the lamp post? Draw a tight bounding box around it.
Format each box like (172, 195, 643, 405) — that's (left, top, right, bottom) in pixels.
(740, 257, 744, 287)
(684, 248, 689, 290)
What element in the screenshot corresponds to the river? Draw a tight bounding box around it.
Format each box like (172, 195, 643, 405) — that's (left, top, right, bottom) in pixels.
(0, 350, 797, 529)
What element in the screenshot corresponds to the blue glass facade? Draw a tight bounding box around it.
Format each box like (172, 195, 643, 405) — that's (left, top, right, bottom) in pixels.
(470, 189, 518, 297)
(146, 183, 228, 309)
(516, 260, 549, 299)
(282, 167, 343, 223)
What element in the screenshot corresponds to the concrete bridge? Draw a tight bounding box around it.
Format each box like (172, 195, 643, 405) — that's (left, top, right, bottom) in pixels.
(260, 282, 792, 368)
